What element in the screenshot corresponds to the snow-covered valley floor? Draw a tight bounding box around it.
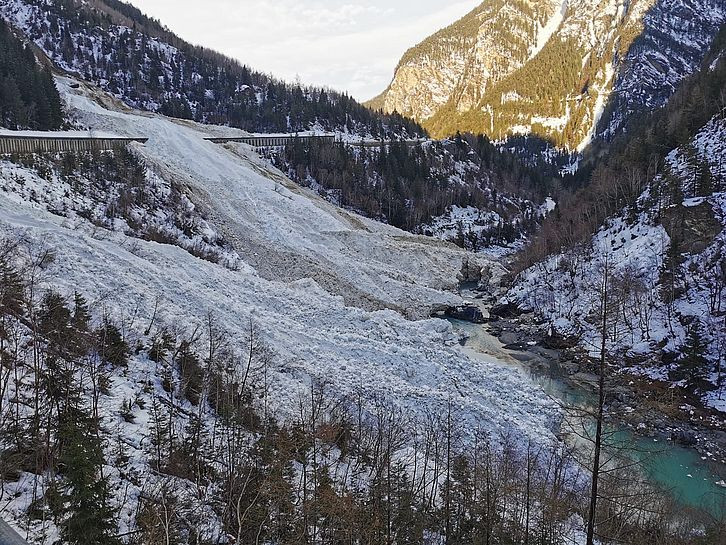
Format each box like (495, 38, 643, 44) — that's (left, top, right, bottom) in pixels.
(0, 76, 560, 445)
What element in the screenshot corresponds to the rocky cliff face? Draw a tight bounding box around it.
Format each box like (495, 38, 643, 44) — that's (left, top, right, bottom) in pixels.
(372, 0, 726, 150)
(602, 0, 726, 139)
(370, 0, 564, 121)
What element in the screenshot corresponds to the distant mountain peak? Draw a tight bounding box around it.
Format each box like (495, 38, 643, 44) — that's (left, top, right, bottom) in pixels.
(372, 0, 726, 150)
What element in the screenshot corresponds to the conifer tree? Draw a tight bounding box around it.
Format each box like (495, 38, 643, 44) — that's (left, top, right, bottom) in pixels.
(0, 258, 24, 317)
(58, 405, 120, 545)
(0, 19, 63, 130)
(678, 321, 712, 395)
(97, 319, 129, 367)
(696, 158, 714, 197)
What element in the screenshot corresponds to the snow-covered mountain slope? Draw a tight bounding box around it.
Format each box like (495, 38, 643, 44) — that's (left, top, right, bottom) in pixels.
(0, 75, 563, 541)
(56, 77, 459, 318)
(603, 0, 726, 139)
(0, 176, 556, 435)
(1, 75, 560, 438)
(505, 115, 726, 410)
(372, 0, 726, 150)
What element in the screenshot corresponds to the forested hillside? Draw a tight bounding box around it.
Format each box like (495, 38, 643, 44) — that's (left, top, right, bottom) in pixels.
(506, 24, 726, 410)
(367, 0, 564, 122)
(0, 18, 63, 130)
(521, 24, 726, 268)
(373, 0, 726, 151)
(0, 0, 422, 137)
(266, 134, 556, 251)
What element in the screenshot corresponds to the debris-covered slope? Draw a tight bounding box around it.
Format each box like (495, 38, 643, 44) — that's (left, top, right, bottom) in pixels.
(0, 75, 560, 541)
(55, 77, 465, 317)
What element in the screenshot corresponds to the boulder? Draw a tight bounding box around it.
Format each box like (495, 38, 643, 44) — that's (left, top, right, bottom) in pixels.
(503, 342, 529, 351)
(671, 430, 698, 447)
(458, 257, 509, 288)
(541, 319, 579, 349)
(542, 330, 579, 349)
(489, 302, 524, 319)
(444, 305, 486, 324)
(478, 261, 510, 292)
(457, 257, 483, 284)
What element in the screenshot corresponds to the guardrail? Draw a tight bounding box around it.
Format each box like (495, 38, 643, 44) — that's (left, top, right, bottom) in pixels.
(346, 139, 427, 148)
(0, 132, 426, 156)
(205, 135, 335, 148)
(205, 135, 426, 149)
(0, 136, 148, 155)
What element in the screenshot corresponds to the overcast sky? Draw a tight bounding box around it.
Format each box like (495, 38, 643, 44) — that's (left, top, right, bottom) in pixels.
(127, 0, 479, 101)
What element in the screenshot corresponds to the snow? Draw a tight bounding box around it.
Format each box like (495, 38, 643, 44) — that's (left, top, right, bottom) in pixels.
(667, 117, 726, 192)
(422, 190, 543, 256)
(426, 205, 501, 241)
(0, 74, 566, 541)
(510, 124, 532, 135)
(532, 110, 570, 131)
(511, 208, 672, 357)
(529, 0, 568, 61)
(0, 75, 561, 443)
(577, 62, 614, 153)
(0, 196, 557, 435)
(683, 197, 707, 208)
(710, 53, 724, 71)
(500, 91, 524, 104)
(541, 196, 557, 215)
(0, 151, 241, 269)
(0, 129, 125, 139)
(602, 0, 726, 139)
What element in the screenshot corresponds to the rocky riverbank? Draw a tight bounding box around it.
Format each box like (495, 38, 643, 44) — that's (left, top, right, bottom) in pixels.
(450, 256, 726, 473)
(485, 310, 726, 472)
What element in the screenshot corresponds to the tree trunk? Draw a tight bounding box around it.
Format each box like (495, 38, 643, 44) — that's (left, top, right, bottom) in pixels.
(587, 261, 609, 545)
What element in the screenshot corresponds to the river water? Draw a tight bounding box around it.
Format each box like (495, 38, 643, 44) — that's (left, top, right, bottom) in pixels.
(448, 315, 726, 517)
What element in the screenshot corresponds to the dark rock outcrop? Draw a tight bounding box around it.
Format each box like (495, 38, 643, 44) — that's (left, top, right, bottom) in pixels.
(671, 430, 698, 447)
(661, 201, 722, 255)
(490, 302, 524, 319)
(444, 305, 486, 324)
(542, 330, 579, 349)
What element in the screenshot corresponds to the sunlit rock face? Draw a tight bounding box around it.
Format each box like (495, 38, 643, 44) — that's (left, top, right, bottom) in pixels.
(373, 0, 726, 150)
